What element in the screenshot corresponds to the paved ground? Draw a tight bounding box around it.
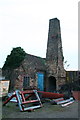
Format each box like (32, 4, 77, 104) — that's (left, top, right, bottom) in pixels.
(1, 99, 79, 119)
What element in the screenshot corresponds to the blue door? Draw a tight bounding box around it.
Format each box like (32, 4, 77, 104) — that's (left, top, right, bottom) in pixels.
(37, 72, 44, 91)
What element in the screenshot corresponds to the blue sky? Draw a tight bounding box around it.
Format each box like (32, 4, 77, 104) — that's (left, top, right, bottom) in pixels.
(0, 0, 78, 70)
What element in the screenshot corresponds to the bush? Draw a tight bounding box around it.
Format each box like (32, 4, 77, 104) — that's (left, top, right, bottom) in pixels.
(2, 47, 26, 69)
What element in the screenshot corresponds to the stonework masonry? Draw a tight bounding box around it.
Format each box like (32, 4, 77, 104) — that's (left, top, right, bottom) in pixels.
(2, 18, 66, 92)
(46, 18, 66, 90)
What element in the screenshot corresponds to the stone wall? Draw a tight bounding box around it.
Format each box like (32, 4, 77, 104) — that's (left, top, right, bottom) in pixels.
(46, 18, 66, 90)
(3, 54, 46, 91)
(2, 18, 66, 92)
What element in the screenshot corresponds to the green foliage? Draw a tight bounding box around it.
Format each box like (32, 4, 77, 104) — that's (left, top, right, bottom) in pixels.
(2, 47, 26, 69)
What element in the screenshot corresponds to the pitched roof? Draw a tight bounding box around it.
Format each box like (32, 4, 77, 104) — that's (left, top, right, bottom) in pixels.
(22, 53, 46, 70)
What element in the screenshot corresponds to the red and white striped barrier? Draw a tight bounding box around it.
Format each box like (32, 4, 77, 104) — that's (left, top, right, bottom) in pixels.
(61, 100, 74, 107)
(3, 90, 42, 111)
(51, 97, 74, 106)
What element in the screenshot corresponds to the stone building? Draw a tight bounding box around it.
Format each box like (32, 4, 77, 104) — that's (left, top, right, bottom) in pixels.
(46, 18, 66, 91)
(2, 18, 66, 92)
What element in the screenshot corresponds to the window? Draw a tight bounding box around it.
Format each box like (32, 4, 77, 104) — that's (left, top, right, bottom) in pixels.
(23, 76, 30, 88)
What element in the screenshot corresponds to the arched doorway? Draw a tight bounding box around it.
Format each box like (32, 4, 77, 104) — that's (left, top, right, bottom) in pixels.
(48, 76, 56, 92)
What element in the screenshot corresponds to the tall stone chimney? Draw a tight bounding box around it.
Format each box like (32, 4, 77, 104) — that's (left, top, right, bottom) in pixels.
(46, 18, 66, 90)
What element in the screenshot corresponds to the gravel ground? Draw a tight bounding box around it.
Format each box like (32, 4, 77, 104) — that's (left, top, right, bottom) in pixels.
(1, 99, 79, 119)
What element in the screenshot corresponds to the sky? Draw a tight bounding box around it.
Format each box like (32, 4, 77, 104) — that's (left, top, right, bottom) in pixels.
(0, 0, 79, 70)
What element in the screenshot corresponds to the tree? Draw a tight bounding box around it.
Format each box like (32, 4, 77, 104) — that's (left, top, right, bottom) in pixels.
(2, 47, 26, 69)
